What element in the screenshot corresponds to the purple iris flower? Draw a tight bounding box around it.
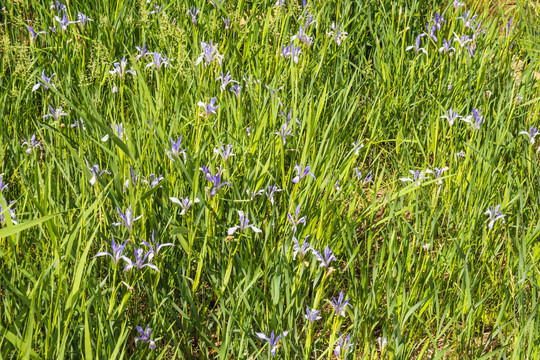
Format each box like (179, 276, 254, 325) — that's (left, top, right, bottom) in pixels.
(265, 185, 283, 205)
(440, 108, 461, 126)
(422, 23, 438, 42)
(135, 326, 156, 350)
(142, 231, 174, 261)
(54, 13, 75, 31)
(50, 1, 66, 13)
(200, 166, 231, 197)
(453, 1, 465, 11)
(279, 110, 300, 126)
(195, 40, 224, 67)
(88, 164, 110, 185)
(312, 245, 337, 268)
(246, 188, 264, 201)
(457, 151, 466, 158)
(124, 248, 159, 272)
(287, 204, 306, 233)
(429, 12, 445, 31)
(76, 12, 93, 27)
(519, 126, 539, 145)
(197, 97, 219, 117)
(292, 163, 316, 184)
(230, 85, 242, 98)
(214, 143, 235, 161)
(22, 134, 41, 154)
(432, 167, 449, 185)
(453, 34, 472, 48)
(166, 136, 187, 161)
(461, 108, 483, 130)
(255, 330, 289, 357)
(0, 174, 9, 192)
(32, 70, 56, 92)
(439, 38, 456, 54)
(146, 52, 172, 70)
(352, 141, 364, 156)
(299, 10, 317, 29)
(43, 105, 67, 120)
(334, 333, 354, 360)
(291, 25, 313, 46)
(27, 26, 46, 40)
(330, 291, 351, 317)
(485, 204, 506, 229)
(399, 170, 432, 186)
(406, 34, 427, 55)
(109, 57, 136, 78)
(135, 44, 150, 60)
(355, 169, 373, 185)
(222, 17, 230, 30)
(273, 123, 293, 145)
(377, 337, 389, 349)
(264, 84, 283, 105)
(149, 4, 164, 15)
(93, 237, 129, 266)
(112, 205, 142, 232)
(228, 210, 262, 235)
(305, 307, 321, 324)
(457, 10, 478, 29)
(187, 6, 200, 25)
(292, 235, 311, 260)
(327, 22, 347, 46)
(143, 174, 164, 188)
(0, 200, 17, 225)
(467, 43, 477, 58)
(101, 122, 126, 141)
(217, 71, 239, 92)
(170, 196, 200, 215)
(210, 0, 225, 7)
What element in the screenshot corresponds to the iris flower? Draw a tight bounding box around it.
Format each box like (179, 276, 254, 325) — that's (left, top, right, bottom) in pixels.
(292, 164, 316, 184)
(32, 71, 56, 91)
(135, 326, 156, 350)
(170, 196, 200, 215)
(485, 204, 506, 229)
(519, 126, 539, 145)
(312, 245, 337, 268)
(93, 237, 129, 266)
(227, 210, 262, 235)
(255, 330, 289, 357)
(112, 205, 142, 232)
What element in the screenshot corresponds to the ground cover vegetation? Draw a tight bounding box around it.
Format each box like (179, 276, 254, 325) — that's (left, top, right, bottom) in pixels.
(1, 0, 540, 358)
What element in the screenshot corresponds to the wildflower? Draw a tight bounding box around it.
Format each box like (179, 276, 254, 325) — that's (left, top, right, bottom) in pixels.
(422, 23, 438, 42)
(305, 307, 321, 324)
(456, 151, 466, 158)
(519, 126, 539, 146)
(281, 42, 303, 64)
(143, 174, 164, 188)
(93, 237, 129, 266)
(200, 166, 231, 197)
(264, 84, 284, 105)
(124, 248, 160, 272)
(223, 17, 230, 30)
(273, 123, 293, 145)
(76, 12, 93, 27)
(274, 0, 285, 8)
(299, 10, 317, 29)
(327, 22, 347, 46)
(43, 105, 67, 121)
(440, 108, 461, 126)
(516, 94, 523, 102)
(0, 200, 17, 226)
(135, 326, 156, 350)
(214, 142, 235, 161)
(109, 57, 136, 78)
(432, 167, 449, 185)
(457, 10, 478, 29)
(149, 4, 163, 15)
(142, 231, 174, 261)
(32, 70, 56, 92)
(216, 71, 238, 92)
(355, 169, 374, 185)
(112, 205, 142, 232)
(291, 25, 313, 46)
(101, 122, 126, 141)
(187, 6, 200, 25)
(292, 163, 316, 184)
(166, 136, 187, 161)
(422, 243, 431, 251)
(88, 164, 110, 185)
(22, 134, 41, 154)
(453, 1, 465, 11)
(461, 108, 483, 130)
(246, 126, 251, 136)
(135, 44, 150, 59)
(112, 84, 118, 93)
(352, 141, 364, 156)
(50, 1, 66, 13)
(255, 330, 289, 357)
(467, 43, 476, 58)
(170, 196, 200, 215)
(265, 185, 283, 205)
(312, 245, 337, 268)
(54, 13, 75, 31)
(438, 38, 456, 54)
(230, 84, 242, 98)
(146, 52, 172, 70)
(400, 170, 432, 186)
(485, 204, 506, 229)
(429, 12, 445, 31)
(287, 204, 306, 233)
(228, 210, 262, 235)
(26, 26, 46, 40)
(247, 188, 264, 201)
(334, 333, 354, 360)
(195, 40, 224, 66)
(330, 291, 351, 317)
(453, 34, 472, 48)
(0, 174, 8, 192)
(292, 235, 311, 260)
(210, 0, 225, 7)
(472, 21, 485, 40)
(406, 35, 427, 55)
(279, 110, 300, 126)
(197, 97, 219, 117)
(377, 337, 388, 350)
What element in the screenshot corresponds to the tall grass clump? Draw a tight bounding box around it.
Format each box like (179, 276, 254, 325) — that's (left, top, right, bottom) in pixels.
(1, 0, 540, 358)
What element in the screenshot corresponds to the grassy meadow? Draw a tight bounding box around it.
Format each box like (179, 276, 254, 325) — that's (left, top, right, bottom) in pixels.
(1, 0, 540, 358)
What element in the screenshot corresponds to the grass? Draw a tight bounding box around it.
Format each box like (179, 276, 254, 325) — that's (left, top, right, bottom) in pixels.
(1, 0, 540, 358)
